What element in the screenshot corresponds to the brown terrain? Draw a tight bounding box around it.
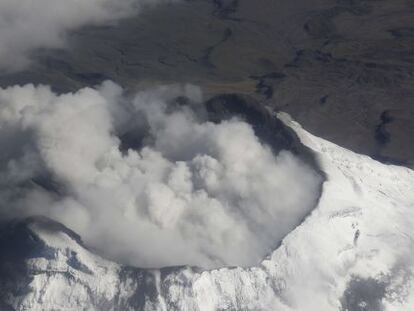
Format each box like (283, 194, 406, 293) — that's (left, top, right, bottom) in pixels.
(1, 0, 413, 167)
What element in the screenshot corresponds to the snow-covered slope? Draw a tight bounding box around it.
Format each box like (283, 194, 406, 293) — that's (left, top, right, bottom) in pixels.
(1, 113, 414, 311)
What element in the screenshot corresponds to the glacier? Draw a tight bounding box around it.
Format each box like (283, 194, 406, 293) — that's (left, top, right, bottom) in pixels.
(1, 112, 414, 311)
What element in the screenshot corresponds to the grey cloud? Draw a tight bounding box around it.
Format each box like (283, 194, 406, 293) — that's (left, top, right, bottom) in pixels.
(0, 0, 167, 72)
(0, 82, 322, 268)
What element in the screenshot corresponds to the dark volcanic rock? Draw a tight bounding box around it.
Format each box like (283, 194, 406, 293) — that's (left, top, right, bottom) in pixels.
(204, 93, 322, 172)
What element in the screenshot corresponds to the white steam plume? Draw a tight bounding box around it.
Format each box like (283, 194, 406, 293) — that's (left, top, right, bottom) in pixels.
(0, 82, 322, 268)
(0, 0, 166, 72)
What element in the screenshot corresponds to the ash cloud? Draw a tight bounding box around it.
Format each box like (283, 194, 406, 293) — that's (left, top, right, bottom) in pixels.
(0, 82, 322, 268)
(0, 0, 166, 72)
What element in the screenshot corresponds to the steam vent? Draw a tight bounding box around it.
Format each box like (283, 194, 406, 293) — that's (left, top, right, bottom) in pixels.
(0, 0, 414, 310)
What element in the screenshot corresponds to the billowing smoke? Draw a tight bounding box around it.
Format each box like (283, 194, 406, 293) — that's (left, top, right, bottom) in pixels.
(0, 82, 322, 268)
(0, 0, 165, 72)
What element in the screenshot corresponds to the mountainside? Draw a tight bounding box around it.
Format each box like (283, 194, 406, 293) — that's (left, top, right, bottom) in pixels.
(1, 113, 413, 311)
